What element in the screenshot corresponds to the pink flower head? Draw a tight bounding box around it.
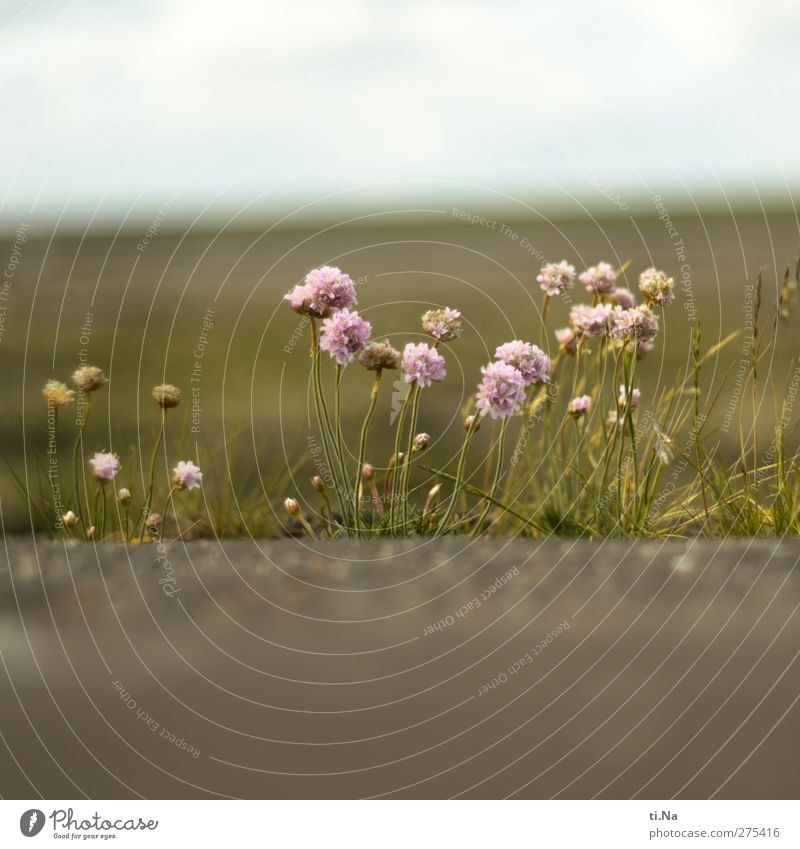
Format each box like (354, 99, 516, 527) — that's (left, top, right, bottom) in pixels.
(569, 303, 612, 338)
(638, 267, 674, 307)
(555, 326, 578, 353)
(637, 339, 655, 358)
(568, 395, 592, 417)
(618, 385, 641, 408)
(89, 452, 120, 481)
(579, 262, 617, 294)
(611, 304, 659, 344)
(401, 342, 446, 387)
(475, 361, 525, 419)
(319, 308, 372, 365)
(536, 260, 575, 296)
(494, 340, 550, 386)
(284, 266, 357, 318)
(609, 287, 636, 309)
(173, 460, 203, 490)
(422, 307, 463, 342)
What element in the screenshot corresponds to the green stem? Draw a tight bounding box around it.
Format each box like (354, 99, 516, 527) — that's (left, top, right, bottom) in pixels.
(400, 383, 422, 530)
(438, 411, 480, 534)
(100, 483, 108, 540)
(389, 385, 413, 533)
(353, 370, 383, 539)
(139, 410, 166, 541)
(160, 485, 178, 539)
(472, 417, 509, 536)
(72, 393, 91, 538)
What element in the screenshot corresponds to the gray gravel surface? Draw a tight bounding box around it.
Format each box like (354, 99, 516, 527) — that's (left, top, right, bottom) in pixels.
(1, 537, 798, 798)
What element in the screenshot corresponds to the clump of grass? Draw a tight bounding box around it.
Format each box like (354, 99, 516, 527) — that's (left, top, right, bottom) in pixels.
(16, 255, 800, 541)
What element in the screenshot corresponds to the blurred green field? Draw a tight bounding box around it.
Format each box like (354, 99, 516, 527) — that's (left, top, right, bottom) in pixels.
(2, 210, 798, 533)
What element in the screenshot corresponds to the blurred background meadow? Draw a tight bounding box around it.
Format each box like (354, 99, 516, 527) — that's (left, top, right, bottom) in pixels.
(1, 0, 799, 534)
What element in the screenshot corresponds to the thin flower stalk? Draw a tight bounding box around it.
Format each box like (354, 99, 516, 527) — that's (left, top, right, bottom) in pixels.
(353, 370, 383, 538)
(472, 417, 510, 536)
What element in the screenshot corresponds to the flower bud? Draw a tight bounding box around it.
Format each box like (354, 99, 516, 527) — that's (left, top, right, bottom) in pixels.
(87, 526, 96, 540)
(310, 475, 325, 493)
(117, 488, 131, 506)
(152, 383, 182, 409)
(284, 497, 300, 516)
(464, 414, 481, 433)
(362, 463, 375, 481)
(412, 433, 431, 452)
(62, 510, 78, 528)
(146, 513, 162, 530)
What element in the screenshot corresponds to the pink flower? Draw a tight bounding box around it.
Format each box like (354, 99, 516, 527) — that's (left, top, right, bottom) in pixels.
(422, 307, 462, 342)
(570, 303, 612, 338)
(401, 343, 446, 387)
(610, 304, 659, 344)
(89, 452, 120, 481)
(568, 395, 592, 417)
(609, 287, 636, 309)
(494, 340, 550, 386)
(319, 308, 372, 365)
(638, 267, 674, 307)
(555, 326, 578, 353)
(284, 266, 357, 318)
(579, 262, 617, 294)
(537, 261, 575, 296)
(172, 460, 203, 490)
(637, 339, 654, 358)
(618, 385, 641, 408)
(475, 361, 525, 419)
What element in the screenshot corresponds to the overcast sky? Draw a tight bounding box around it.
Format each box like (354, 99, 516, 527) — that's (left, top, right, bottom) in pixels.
(2, 0, 799, 228)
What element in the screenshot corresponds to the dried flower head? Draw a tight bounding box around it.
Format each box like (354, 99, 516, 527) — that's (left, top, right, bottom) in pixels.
(579, 262, 617, 294)
(284, 266, 357, 318)
(638, 267, 674, 307)
(62, 510, 78, 528)
(319, 309, 372, 365)
(609, 287, 636, 309)
(42, 380, 75, 407)
(145, 513, 162, 531)
(475, 362, 525, 419)
(569, 303, 613, 338)
(152, 384, 182, 409)
(284, 497, 300, 516)
(568, 395, 592, 417)
(117, 488, 131, 505)
(494, 340, 550, 386)
(89, 452, 120, 481)
(610, 304, 659, 344)
(401, 343, 446, 387)
(421, 307, 463, 343)
(618, 385, 641, 408)
(412, 433, 431, 452)
(555, 326, 578, 354)
(172, 460, 203, 491)
(537, 261, 576, 296)
(358, 339, 400, 371)
(72, 365, 107, 392)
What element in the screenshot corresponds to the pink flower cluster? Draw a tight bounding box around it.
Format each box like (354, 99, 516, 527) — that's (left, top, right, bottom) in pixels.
(173, 460, 203, 490)
(570, 303, 613, 338)
(579, 262, 617, 294)
(89, 452, 120, 481)
(494, 340, 550, 386)
(568, 395, 592, 417)
(320, 309, 372, 365)
(537, 261, 576, 296)
(475, 361, 526, 419)
(401, 343, 446, 387)
(284, 266, 357, 318)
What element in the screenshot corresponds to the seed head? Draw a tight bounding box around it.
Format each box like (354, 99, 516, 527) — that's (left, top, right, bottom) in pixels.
(358, 339, 400, 371)
(72, 365, 107, 392)
(152, 384, 182, 409)
(117, 488, 131, 505)
(42, 380, 75, 407)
